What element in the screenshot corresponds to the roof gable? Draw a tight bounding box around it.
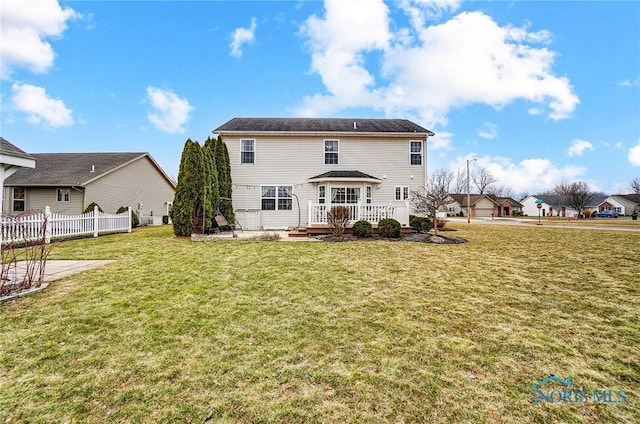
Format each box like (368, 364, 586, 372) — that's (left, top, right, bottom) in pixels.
(4, 152, 175, 188)
(214, 117, 434, 136)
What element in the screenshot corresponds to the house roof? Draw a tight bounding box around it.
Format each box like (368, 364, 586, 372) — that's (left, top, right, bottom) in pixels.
(613, 194, 640, 204)
(214, 117, 434, 136)
(448, 193, 523, 208)
(530, 194, 609, 208)
(4, 152, 176, 188)
(308, 170, 381, 183)
(1, 137, 36, 161)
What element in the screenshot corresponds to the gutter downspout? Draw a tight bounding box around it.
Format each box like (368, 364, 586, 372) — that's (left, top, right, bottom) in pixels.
(424, 135, 430, 192)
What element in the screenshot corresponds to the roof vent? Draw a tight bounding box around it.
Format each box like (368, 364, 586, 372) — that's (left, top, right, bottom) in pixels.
(353, 121, 357, 130)
(90, 164, 95, 173)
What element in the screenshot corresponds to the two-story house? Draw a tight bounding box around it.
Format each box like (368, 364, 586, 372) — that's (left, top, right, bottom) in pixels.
(213, 118, 434, 230)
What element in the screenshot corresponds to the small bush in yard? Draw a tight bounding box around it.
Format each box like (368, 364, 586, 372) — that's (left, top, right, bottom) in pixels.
(83, 202, 104, 213)
(435, 218, 447, 229)
(352, 220, 373, 237)
(410, 215, 432, 233)
(378, 218, 401, 238)
(327, 206, 350, 237)
(117, 206, 140, 227)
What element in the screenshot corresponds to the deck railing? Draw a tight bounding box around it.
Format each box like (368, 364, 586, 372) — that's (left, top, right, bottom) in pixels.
(1, 206, 132, 246)
(308, 201, 409, 226)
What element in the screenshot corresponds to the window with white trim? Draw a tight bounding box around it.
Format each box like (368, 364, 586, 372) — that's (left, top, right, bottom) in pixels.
(261, 185, 292, 211)
(395, 186, 409, 201)
(318, 185, 326, 204)
(410, 140, 422, 165)
(324, 140, 339, 165)
(57, 188, 70, 202)
(12, 188, 25, 212)
(331, 187, 360, 204)
(365, 185, 372, 204)
(241, 139, 255, 164)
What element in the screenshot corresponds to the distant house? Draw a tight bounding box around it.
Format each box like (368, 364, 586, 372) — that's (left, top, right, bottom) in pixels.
(598, 194, 640, 216)
(0, 138, 36, 214)
(214, 117, 434, 230)
(447, 194, 523, 218)
(521, 194, 608, 217)
(3, 152, 176, 222)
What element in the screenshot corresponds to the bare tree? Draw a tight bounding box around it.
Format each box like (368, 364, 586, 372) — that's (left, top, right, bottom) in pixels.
(411, 168, 453, 236)
(630, 177, 640, 195)
(554, 181, 594, 219)
(452, 168, 467, 194)
(472, 167, 497, 194)
(487, 184, 515, 198)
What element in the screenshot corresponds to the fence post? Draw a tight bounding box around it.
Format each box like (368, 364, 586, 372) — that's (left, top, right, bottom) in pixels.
(93, 205, 99, 238)
(44, 206, 52, 244)
(127, 206, 132, 233)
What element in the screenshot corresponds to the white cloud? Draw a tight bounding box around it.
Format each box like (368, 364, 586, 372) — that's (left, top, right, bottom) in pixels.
(568, 139, 594, 157)
(11, 83, 73, 128)
(0, 0, 78, 78)
(230, 17, 257, 58)
(629, 139, 640, 167)
(299, 2, 579, 127)
(146, 86, 194, 134)
(477, 122, 497, 139)
(616, 79, 638, 87)
(458, 155, 586, 194)
(427, 131, 452, 150)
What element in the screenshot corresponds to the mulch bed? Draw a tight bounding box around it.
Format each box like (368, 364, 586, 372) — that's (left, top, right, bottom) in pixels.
(312, 232, 467, 244)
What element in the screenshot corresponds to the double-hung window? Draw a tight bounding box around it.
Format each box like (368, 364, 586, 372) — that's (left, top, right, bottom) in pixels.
(12, 188, 25, 212)
(57, 188, 70, 202)
(410, 140, 422, 165)
(241, 139, 255, 164)
(395, 186, 409, 201)
(318, 185, 326, 204)
(365, 186, 372, 204)
(331, 187, 360, 204)
(324, 140, 339, 165)
(261, 185, 292, 211)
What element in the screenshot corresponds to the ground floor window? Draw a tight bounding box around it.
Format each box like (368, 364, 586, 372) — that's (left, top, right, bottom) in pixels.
(261, 185, 292, 210)
(318, 185, 326, 204)
(365, 185, 372, 204)
(395, 186, 409, 201)
(331, 187, 360, 204)
(57, 188, 70, 202)
(12, 188, 25, 212)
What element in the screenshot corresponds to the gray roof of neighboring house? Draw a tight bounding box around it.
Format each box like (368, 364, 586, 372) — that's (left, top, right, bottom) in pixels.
(308, 170, 381, 181)
(611, 194, 640, 204)
(532, 194, 609, 208)
(4, 152, 175, 187)
(449, 193, 523, 208)
(214, 117, 434, 135)
(0, 137, 36, 161)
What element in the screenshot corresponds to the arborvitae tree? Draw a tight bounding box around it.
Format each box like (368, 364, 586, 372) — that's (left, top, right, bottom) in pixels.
(203, 136, 220, 228)
(171, 139, 208, 236)
(214, 135, 235, 223)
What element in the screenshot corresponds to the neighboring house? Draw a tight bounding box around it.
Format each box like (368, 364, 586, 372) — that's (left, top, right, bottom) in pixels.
(214, 117, 434, 230)
(3, 152, 176, 222)
(0, 137, 36, 214)
(521, 194, 608, 217)
(598, 194, 640, 215)
(447, 194, 523, 218)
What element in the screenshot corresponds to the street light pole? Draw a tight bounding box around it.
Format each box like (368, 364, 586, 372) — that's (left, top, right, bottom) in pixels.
(466, 158, 476, 223)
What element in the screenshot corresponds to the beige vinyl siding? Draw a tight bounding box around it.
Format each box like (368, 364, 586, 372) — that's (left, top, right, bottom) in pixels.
(2, 187, 83, 214)
(226, 135, 425, 229)
(84, 156, 175, 216)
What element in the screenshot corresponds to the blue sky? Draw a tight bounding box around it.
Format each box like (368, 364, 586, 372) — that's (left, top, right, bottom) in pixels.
(1, 0, 639, 196)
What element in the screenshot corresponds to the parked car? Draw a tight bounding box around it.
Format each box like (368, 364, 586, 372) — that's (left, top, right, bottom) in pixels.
(595, 210, 619, 218)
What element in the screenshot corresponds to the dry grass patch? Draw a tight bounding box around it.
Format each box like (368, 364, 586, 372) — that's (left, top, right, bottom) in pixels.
(1, 225, 638, 423)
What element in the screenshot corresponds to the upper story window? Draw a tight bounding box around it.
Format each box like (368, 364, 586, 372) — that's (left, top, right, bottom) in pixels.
(410, 140, 423, 165)
(241, 139, 255, 164)
(57, 188, 70, 202)
(324, 140, 339, 165)
(12, 188, 25, 212)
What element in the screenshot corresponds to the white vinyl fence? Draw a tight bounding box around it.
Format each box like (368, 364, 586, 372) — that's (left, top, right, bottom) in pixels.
(1, 206, 132, 246)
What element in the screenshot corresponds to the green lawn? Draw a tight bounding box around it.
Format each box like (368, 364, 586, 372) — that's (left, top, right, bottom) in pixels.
(1, 225, 638, 423)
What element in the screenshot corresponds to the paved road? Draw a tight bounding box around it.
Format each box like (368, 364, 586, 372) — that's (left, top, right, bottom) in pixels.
(447, 217, 640, 232)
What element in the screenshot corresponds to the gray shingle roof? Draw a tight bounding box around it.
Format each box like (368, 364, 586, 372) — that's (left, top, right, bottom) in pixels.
(1, 137, 35, 161)
(308, 170, 381, 181)
(4, 152, 148, 186)
(214, 117, 434, 135)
